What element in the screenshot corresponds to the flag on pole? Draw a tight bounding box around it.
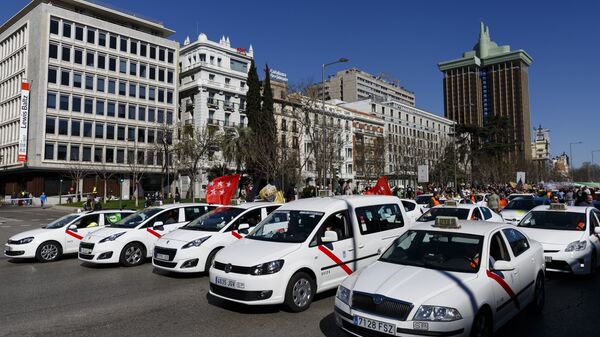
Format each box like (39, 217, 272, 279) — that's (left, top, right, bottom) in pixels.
(365, 176, 392, 196)
(206, 174, 241, 205)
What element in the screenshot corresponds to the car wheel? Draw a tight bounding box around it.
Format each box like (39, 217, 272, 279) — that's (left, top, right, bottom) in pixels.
(205, 248, 221, 273)
(35, 241, 62, 262)
(529, 272, 545, 314)
(470, 308, 492, 337)
(283, 272, 315, 312)
(119, 243, 145, 267)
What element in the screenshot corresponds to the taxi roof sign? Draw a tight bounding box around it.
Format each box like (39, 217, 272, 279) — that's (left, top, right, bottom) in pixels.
(549, 203, 567, 211)
(433, 216, 461, 229)
(444, 200, 458, 207)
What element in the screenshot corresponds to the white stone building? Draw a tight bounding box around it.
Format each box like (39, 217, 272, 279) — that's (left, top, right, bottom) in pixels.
(0, 0, 178, 198)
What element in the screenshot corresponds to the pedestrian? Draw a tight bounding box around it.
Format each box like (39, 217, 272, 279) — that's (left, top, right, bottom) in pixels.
(40, 192, 47, 209)
(28, 192, 33, 205)
(174, 188, 181, 203)
(577, 194, 594, 207)
(487, 189, 500, 213)
(429, 191, 441, 208)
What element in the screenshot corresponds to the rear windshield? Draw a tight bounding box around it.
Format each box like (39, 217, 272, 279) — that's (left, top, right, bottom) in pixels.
(415, 196, 431, 204)
(417, 208, 470, 222)
(518, 211, 587, 231)
(504, 199, 542, 211)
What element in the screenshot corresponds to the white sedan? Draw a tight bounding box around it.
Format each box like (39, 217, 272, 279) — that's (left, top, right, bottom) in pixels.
(78, 204, 217, 267)
(417, 203, 503, 223)
(518, 204, 600, 275)
(152, 202, 280, 273)
(335, 217, 545, 337)
(4, 210, 134, 262)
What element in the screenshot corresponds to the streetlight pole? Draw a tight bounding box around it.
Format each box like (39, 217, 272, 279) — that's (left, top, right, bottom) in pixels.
(569, 141, 582, 181)
(321, 57, 348, 190)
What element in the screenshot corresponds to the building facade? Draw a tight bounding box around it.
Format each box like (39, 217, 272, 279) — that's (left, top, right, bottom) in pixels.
(177, 33, 253, 196)
(0, 0, 178, 197)
(322, 68, 415, 106)
(438, 22, 533, 167)
(340, 99, 454, 187)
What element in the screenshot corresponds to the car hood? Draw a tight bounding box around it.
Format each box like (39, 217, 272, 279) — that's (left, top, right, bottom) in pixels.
(500, 209, 528, 221)
(85, 227, 133, 242)
(9, 228, 53, 241)
(215, 239, 302, 266)
(351, 261, 478, 306)
(518, 228, 585, 247)
(158, 228, 213, 245)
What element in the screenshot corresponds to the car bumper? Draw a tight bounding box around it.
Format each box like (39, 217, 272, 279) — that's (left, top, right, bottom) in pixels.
(77, 241, 121, 264)
(334, 299, 469, 337)
(208, 267, 285, 305)
(152, 248, 209, 273)
(544, 250, 592, 275)
(4, 243, 37, 258)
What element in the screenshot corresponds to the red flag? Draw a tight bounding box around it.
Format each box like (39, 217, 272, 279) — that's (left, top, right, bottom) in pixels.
(365, 176, 392, 196)
(206, 174, 241, 205)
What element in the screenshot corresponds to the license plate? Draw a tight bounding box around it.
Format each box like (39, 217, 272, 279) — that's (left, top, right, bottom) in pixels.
(354, 315, 396, 335)
(156, 253, 169, 261)
(215, 276, 244, 289)
(545, 256, 552, 263)
(79, 248, 92, 254)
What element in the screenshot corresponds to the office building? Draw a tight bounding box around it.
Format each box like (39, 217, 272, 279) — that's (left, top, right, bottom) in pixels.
(0, 0, 178, 197)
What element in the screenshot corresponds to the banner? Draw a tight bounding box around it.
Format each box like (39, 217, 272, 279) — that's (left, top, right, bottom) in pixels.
(365, 176, 392, 196)
(18, 81, 30, 162)
(417, 165, 429, 183)
(206, 174, 241, 205)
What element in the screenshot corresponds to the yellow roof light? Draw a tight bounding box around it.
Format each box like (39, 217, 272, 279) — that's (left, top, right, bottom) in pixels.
(444, 200, 458, 207)
(549, 203, 567, 211)
(434, 216, 461, 229)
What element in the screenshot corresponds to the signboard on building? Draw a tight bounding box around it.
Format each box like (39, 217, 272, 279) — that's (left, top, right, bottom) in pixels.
(17, 81, 30, 163)
(516, 171, 526, 185)
(269, 68, 288, 83)
(417, 165, 429, 183)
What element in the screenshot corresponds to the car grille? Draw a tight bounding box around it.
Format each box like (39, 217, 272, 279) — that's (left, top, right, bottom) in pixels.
(153, 258, 177, 268)
(154, 246, 177, 261)
(5, 250, 25, 256)
(544, 250, 560, 253)
(546, 260, 572, 272)
(352, 292, 413, 321)
(213, 261, 254, 274)
(209, 283, 271, 301)
(79, 242, 95, 250)
(79, 253, 94, 260)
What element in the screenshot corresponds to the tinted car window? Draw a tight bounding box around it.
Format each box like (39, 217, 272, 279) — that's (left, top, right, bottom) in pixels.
(401, 200, 416, 212)
(417, 208, 470, 222)
(184, 206, 213, 222)
(502, 228, 530, 257)
(355, 203, 404, 235)
(74, 214, 100, 229)
(480, 207, 493, 220)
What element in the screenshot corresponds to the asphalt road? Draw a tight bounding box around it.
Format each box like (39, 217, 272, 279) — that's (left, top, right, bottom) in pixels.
(0, 206, 599, 337)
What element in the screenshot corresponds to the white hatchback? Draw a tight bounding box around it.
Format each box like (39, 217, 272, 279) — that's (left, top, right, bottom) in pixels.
(4, 210, 134, 262)
(152, 202, 280, 273)
(209, 195, 414, 312)
(78, 203, 217, 267)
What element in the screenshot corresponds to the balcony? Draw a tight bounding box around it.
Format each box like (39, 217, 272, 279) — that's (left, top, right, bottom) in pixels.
(185, 101, 194, 112)
(207, 98, 219, 108)
(207, 118, 219, 126)
(223, 101, 234, 112)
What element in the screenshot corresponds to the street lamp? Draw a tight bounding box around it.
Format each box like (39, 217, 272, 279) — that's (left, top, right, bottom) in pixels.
(569, 141, 582, 180)
(321, 57, 349, 189)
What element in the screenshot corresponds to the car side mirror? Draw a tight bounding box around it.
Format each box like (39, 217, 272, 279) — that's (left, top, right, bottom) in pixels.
(68, 224, 78, 232)
(492, 260, 515, 271)
(238, 223, 250, 231)
(594, 227, 600, 235)
(153, 221, 164, 231)
(321, 230, 338, 243)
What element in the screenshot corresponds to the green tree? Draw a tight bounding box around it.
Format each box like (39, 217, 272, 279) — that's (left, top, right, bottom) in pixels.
(260, 65, 277, 170)
(245, 59, 261, 178)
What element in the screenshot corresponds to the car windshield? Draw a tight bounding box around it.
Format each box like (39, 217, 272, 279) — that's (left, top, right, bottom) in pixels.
(415, 196, 431, 204)
(380, 230, 484, 273)
(504, 199, 541, 211)
(109, 208, 162, 228)
(182, 207, 244, 231)
(518, 211, 587, 231)
(247, 210, 324, 243)
(45, 214, 80, 229)
(417, 208, 470, 222)
(508, 194, 533, 201)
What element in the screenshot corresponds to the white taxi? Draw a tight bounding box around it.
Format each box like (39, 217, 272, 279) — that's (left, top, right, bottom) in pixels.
(152, 202, 280, 273)
(417, 201, 503, 223)
(4, 210, 134, 262)
(335, 217, 545, 337)
(78, 203, 217, 267)
(518, 203, 600, 275)
(209, 195, 413, 312)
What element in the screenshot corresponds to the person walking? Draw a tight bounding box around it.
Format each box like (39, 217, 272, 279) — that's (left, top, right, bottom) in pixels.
(40, 192, 47, 209)
(487, 190, 500, 213)
(577, 194, 594, 207)
(429, 192, 441, 208)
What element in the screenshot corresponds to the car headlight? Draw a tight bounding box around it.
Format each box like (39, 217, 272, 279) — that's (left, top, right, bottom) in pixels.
(250, 259, 284, 275)
(182, 236, 211, 249)
(414, 305, 462, 321)
(12, 237, 34, 244)
(336, 285, 352, 306)
(565, 240, 587, 252)
(99, 232, 126, 243)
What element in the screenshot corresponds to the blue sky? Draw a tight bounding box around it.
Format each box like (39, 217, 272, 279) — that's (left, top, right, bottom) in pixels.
(2, 0, 599, 167)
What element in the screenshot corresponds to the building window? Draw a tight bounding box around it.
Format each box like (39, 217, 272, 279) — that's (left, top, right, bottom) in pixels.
(106, 148, 114, 163)
(117, 126, 125, 140)
(98, 32, 106, 46)
(158, 68, 165, 82)
(75, 26, 83, 41)
(149, 67, 156, 80)
(58, 119, 68, 135)
(107, 102, 115, 117)
(139, 85, 146, 99)
(116, 149, 125, 163)
(98, 54, 105, 69)
(87, 29, 95, 44)
(72, 96, 81, 112)
(50, 18, 59, 34)
(130, 62, 137, 76)
(45, 117, 55, 134)
(48, 68, 57, 84)
(140, 44, 147, 57)
(49, 43, 58, 58)
(57, 144, 67, 160)
(138, 128, 145, 142)
(120, 59, 127, 74)
(167, 91, 173, 104)
(109, 57, 116, 71)
(167, 70, 173, 84)
(129, 83, 136, 98)
(157, 109, 164, 123)
(94, 147, 102, 162)
(62, 22, 71, 38)
(150, 45, 156, 59)
(106, 124, 115, 139)
(167, 50, 174, 64)
(167, 111, 173, 124)
(108, 79, 116, 94)
(148, 108, 155, 122)
(147, 129, 155, 143)
(47, 92, 56, 109)
(61, 70, 70, 86)
(130, 40, 137, 54)
(120, 38, 127, 52)
(158, 48, 165, 61)
(138, 107, 146, 121)
(149, 87, 155, 101)
(127, 127, 135, 141)
(84, 98, 93, 114)
(97, 77, 105, 92)
(70, 144, 80, 161)
(86, 52, 94, 67)
(59, 94, 69, 111)
(44, 143, 55, 160)
(74, 49, 83, 64)
(62, 46, 71, 62)
(71, 120, 81, 136)
(128, 105, 136, 119)
(118, 104, 126, 118)
(119, 81, 126, 96)
(83, 122, 92, 137)
(158, 89, 164, 102)
(95, 123, 104, 138)
(109, 35, 117, 49)
(82, 146, 91, 162)
(85, 75, 94, 90)
(96, 100, 105, 115)
(140, 64, 147, 78)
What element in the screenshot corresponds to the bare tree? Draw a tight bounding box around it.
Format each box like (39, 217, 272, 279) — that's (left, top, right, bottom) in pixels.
(154, 122, 175, 198)
(174, 123, 219, 202)
(126, 143, 150, 207)
(95, 163, 116, 201)
(65, 162, 89, 201)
